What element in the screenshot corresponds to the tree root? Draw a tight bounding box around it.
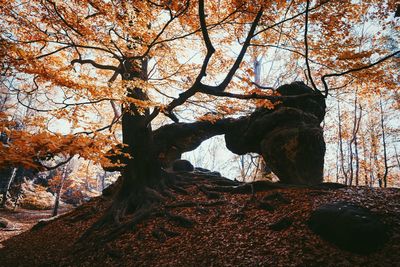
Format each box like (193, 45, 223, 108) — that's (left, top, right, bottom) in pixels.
(261, 192, 290, 204)
(67, 205, 99, 223)
(202, 180, 285, 194)
(76, 172, 341, 247)
(310, 182, 347, 190)
(257, 201, 275, 211)
(165, 211, 195, 228)
(166, 200, 227, 209)
(169, 184, 189, 195)
(198, 185, 221, 199)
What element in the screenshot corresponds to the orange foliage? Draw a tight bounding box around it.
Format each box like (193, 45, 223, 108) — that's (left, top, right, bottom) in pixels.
(0, 0, 398, 173)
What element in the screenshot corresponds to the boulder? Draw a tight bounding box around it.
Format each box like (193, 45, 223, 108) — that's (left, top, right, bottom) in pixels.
(172, 159, 194, 172)
(225, 82, 326, 185)
(19, 182, 56, 210)
(260, 120, 325, 185)
(308, 202, 389, 254)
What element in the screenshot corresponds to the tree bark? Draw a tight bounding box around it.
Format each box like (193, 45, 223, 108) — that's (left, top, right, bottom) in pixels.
(379, 97, 389, 188)
(337, 100, 348, 184)
(53, 165, 67, 217)
(0, 168, 17, 208)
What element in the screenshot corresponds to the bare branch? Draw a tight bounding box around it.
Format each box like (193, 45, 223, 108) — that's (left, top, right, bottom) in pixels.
(200, 88, 320, 102)
(217, 8, 263, 91)
(46, 0, 83, 36)
(254, 0, 331, 37)
(197, 0, 216, 80)
(71, 59, 119, 72)
(304, 0, 319, 92)
(41, 155, 74, 171)
(321, 50, 400, 97)
(164, 6, 264, 121)
(36, 45, 72, 59)
(142, 1, 190, 58)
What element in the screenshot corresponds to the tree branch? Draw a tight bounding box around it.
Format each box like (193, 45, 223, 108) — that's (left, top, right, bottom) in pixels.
(254, 0, 331, 37)
(46, 0, 83, 36)
(321, 50, 400, 97)
(71, 59, 119, 72)
(304, 0, 319, 92)
(197, 0, 216, 80)
(41, 155, 74, 171)
(36, 45, 72, 59)
(142, 1, 190, 58)
(217, 8, 263, 91)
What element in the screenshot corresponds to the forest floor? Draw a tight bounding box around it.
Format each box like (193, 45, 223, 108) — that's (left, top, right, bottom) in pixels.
(0, 207, 71, 249)
(0, 172, 399, 267)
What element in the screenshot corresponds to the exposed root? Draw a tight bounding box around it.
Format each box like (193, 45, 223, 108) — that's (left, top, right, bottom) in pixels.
(261, 192, 290, 204)
(202, 180, 285, 194)
(102, 206, 156, 243)
(165, 200, 227, 209)
(310, 182, 347, 190)
(77, 185, 165, 244)
(165, 211, 195, 228)
(257, 201, 275, 211)
(76, 171, 326, 247)
(198, 185, 221, 199)
(67, 205, 99, 223)
(169, 184, 189, 195)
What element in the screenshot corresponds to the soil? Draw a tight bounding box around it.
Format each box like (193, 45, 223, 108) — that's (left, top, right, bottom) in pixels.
(0, 173, 399, 267)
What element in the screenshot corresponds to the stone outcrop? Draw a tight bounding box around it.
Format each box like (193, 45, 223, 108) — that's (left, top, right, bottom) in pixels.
(308, 202, 389, 254)
(225, 82, 326, 185)
(107, 81, 326, 185)
(19, 181, 56, 210)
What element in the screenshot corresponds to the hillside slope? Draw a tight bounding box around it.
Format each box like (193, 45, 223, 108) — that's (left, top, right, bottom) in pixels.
(0, 172, 399, 267)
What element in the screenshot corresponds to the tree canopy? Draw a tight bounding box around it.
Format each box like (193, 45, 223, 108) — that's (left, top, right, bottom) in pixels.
(1, 0, 398, 172)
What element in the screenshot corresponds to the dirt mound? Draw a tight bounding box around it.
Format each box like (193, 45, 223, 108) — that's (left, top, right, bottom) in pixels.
(0, 173, 399, 266)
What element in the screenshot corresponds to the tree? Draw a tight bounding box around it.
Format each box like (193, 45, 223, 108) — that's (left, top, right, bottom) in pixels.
(1, 0, 398, 233)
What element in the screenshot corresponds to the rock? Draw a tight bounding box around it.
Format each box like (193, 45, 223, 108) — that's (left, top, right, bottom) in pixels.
(275, 81, 326, 123)
(308, 202, 389, 254)
(260, 120, 325, 185)
(194, 167, 211, 173)
(19, 182, 56, 210)
(0, 217, 11, 228)
(172, 159, 194, 172)
(225, 82, 326, 185)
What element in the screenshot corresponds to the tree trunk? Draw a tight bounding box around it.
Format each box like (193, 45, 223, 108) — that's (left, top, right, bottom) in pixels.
(337, 100, 348, 184)
(379, 97, 389, 188)
(53, 166, 67, 217)
(0, 168, 17, 208)
(108, 58, 164, 220)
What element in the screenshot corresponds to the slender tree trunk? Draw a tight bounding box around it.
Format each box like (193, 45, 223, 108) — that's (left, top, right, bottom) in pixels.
(53, 166, 67, 217)
(337, 100, 348, 184)
(0, 168, 17, 208)
(361, 134, 369, 186)
(348, 90, 362, 186)
(394, 146, 400, 169)
(348, 140, 353, 186)
(379, 97, 389, 187)
(353, 103, 362, 186)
